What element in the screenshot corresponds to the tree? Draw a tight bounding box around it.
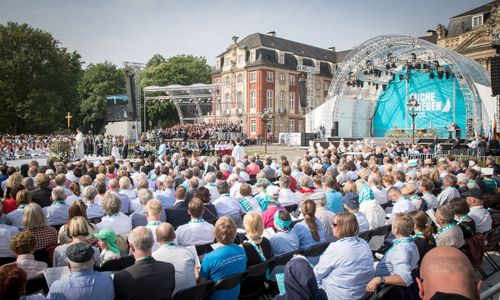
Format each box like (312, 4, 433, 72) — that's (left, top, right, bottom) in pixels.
(78, 62, 125, 133)
(141, 54, 212, 128)
(0, 22, 82, 133)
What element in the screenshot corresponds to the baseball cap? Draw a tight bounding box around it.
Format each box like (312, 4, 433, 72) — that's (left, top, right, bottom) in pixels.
(461, 188, 483, 199)
(308, 192, 326, 201)
(343, 192, 360, 209)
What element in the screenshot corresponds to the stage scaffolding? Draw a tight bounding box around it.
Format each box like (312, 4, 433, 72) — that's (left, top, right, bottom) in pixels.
(322, 34, 491, 139)
(143, 83, 229, 128)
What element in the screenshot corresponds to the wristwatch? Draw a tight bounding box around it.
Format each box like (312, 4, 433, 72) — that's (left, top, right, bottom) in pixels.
(379, 276, 385, 285)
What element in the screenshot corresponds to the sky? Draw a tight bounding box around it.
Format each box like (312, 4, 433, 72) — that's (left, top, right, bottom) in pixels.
(0, 0, 493, 67)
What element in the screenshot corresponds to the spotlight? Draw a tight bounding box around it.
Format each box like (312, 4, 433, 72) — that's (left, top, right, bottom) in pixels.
(445, 71, 451, 79)
(429, 72, 435, 79)
(437, 71, 444, 79)
(399, 74, 405, 81)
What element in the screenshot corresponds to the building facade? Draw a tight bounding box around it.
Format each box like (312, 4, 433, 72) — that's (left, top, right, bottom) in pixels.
(211, 32, 345, 139)
(435, 1, 499, 71)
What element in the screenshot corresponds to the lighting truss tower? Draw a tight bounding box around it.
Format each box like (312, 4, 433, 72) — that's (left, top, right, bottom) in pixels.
(297, 64, 320, 132)
(123, 62, 146, 133)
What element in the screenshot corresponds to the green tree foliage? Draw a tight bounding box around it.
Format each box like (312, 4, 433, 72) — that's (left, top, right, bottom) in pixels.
(0, 22, 82, 133)
(78, 62, 125, 133)
(141, 54, 212, 128)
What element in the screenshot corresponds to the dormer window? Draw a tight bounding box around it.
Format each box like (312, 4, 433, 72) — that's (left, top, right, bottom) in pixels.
(278, 52, 285, 64)
(215, 59, 221, 69)
(472, 14, 483, 28)
(250, 50, 256, 62)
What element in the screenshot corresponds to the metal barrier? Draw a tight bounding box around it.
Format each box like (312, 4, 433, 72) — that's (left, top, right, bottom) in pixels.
(481, 282, 500, 300)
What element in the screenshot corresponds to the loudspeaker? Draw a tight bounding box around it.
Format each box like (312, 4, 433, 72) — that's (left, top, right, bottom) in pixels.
(332, 121, 339, 137)
(298, 78, 308, 108)
(492, 56, 500, 96)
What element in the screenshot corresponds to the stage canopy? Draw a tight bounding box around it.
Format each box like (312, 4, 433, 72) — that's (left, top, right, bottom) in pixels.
(308, 34, 493, 139)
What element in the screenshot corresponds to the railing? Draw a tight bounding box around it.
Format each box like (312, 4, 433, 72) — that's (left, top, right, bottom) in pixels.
(481, 282, 500, 300)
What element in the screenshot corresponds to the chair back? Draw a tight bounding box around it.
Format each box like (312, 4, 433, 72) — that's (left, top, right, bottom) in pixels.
(212, 271, 246, 291)
(246, 259, 272, 278)
(358, 229, 374, 242)
(301, 242, 330, 257)
(461, 233, 485, 270)
(173, 280, 214, 300)
(99, 255, 135, 272)
(371, 225, 392, 238)
(283, 204, 298, 213)
(206, 217, 218, 226)
(195, 243, 214, 256)
(270, 249, 302, 269)
(25, 274, 49, 295)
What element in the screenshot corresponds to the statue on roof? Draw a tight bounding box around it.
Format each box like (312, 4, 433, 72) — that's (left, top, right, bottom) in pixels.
(436, 24, 447, 39)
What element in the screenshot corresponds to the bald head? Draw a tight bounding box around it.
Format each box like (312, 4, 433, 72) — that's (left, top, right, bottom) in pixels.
(418, 247, 480, 300)
(156, 222, 175, 244)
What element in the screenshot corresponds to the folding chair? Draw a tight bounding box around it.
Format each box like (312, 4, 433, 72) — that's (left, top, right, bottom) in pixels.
(173, 280, 214, 300)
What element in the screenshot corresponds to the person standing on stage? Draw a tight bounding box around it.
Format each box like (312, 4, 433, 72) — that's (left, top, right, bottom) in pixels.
(454, 124, 461, 140)
(74, 128, 85, 161)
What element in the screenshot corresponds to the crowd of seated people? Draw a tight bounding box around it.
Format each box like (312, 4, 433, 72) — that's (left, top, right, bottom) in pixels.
(160, 122, 242, 140)
(0, 138, 499, 300)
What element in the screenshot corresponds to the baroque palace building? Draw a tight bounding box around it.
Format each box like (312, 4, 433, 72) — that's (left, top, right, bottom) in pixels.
(210, 32, 349, 139)
(435, 0, 499, 71)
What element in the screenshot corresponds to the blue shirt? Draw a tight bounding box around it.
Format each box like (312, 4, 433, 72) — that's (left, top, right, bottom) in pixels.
(325, 190, 344, 213)
(44, 202, 69, 226)
(269, 230, 300, 257)
(314, 236, 374, 300)
(375, 237, 419, 286)
(47, 270, 114, 300)
(291, 218, 326, 265)
(200, 244, 247, 300)
(155, 189, 175, 209)
(6, 207, 25, 229)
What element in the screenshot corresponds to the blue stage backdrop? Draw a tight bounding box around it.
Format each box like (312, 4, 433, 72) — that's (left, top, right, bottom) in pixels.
(373, 69, 466, 138)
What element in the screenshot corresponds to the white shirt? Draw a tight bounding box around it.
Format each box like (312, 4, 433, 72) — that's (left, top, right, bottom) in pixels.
(371, 186, 389, 205)
(437, 186, 460, 205)
(388, 197, 417, 224)
(0, 224, 19, 257)
(229, 182, 242, 199)
(146, 222, 161, 251)
(231, 144, 245, 162)
(96, 213, 132, 235)
(359, 199, 386, 250)
(469, 206, 492, 233)
(175, 221, 215, 246)
(278, 189, 300, 206)
(152, 244, 197, 293)
(213, 194, 245, 216)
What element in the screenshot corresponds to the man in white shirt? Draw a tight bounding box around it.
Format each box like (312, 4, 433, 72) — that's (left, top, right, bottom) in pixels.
(96, 194, 132, 235)
(228, 174, 242, 199)
(278, 176, 299, 206)
(175, 198, 215, 246)
(145, 199, 163, 251)
(108, 178, 130, 214)
(153, 222, 198, 294)
(437, 174, 460, 206)
(231, 138, 245, 162)
(386, 187, 416, 224)
(464, 188, 492, 233)
(212, 181, 244, 227)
